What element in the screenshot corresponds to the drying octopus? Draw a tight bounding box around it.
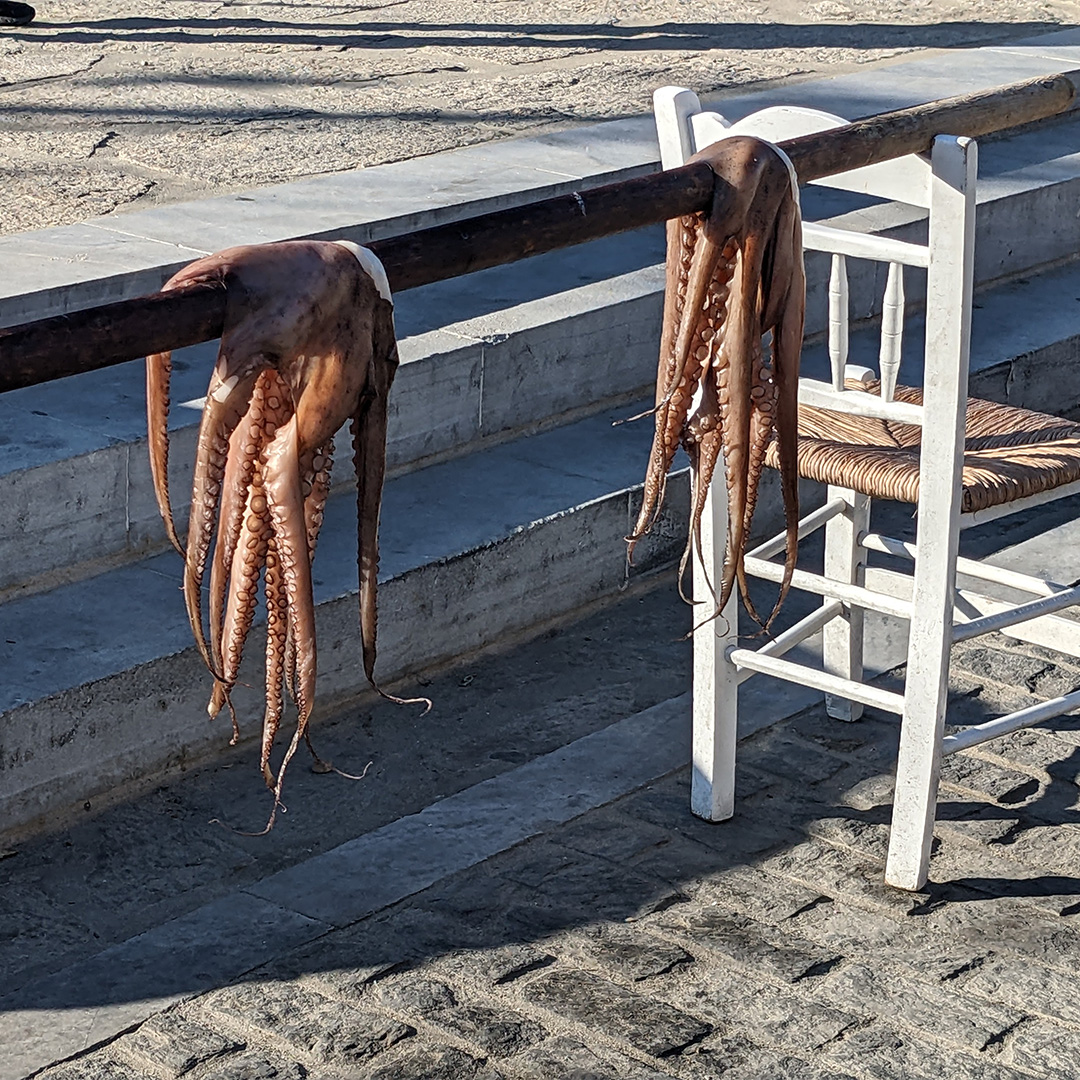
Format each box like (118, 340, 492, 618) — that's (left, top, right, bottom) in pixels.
(628, 135, 806, 628)
(147, 240, 426, 829)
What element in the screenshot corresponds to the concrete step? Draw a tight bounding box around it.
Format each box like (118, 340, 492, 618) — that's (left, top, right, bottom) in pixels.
(0, 401, 697, 842)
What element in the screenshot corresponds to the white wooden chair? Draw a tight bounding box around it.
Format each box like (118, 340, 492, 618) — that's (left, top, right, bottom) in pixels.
(654, 86, 1080, 890)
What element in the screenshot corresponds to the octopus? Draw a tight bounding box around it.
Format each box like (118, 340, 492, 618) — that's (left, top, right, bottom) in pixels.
(146, 240, 428, 829)
(627, 135, 806, 630)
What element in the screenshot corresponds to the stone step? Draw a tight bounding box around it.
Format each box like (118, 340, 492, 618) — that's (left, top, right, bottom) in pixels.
(0, 401, 695, 842)
(6, 221, 1080, 600)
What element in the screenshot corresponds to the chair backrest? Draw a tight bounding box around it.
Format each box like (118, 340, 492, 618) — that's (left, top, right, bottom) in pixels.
(652, 87, 977, 437)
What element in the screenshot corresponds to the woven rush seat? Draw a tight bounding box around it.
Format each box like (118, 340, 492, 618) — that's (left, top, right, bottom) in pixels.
(765, 381, 1080, 513)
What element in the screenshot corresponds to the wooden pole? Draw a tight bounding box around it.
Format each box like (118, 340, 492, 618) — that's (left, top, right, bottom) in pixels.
(0, 72, 1074, 394)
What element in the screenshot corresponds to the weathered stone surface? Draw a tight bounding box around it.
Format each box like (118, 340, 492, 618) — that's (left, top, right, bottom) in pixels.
(446, 943, 557, 987)
(204, 981, 414, 1065)
(938, 753, 1040, 804)
(38, 1057, 140, 1080)
(566, 925, 693, 983)
(190, 1050, 306, 1080)
(959, 953, 1080, 1027)
(523, 968, 710, 1057)
(119, 1008, 243, 1077)
(512, 1035, 673, 1080)
(821, 962, 1027, 1051)
(692, 865, 825, 926)
(664, 970, 858, 1052)
(377, 976, 545, 1057)
(759, 839, 929, 918)
(741, 729, 850, 786)
(1008, 1019, 1080, 1078)
(953, 643, 1051, 689)
(824, 1024, 1031, 1080)
(363, 1044, 501, 1080)
(657, 907, 839, 983)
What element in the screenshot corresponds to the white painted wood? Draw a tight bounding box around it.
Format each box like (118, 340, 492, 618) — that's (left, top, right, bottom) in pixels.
(862, 531, 1069, 597)
(721, 105, 933, 206)
(746, 497, 847, 561)
(798, 378, 924, 425)
(829, 254, 850, 390)
(802, 222, 930, 267)
(735, 601, 844, 686)
(744, 557, 913, 620)
(727, 647, 907, 714)
(960, 477, 1080, 528)
(951, 585, 1080, 643)
(879, 262, 905, 402)
(823, 487, 871, 721)
(885, 136, 977, 892)
(942, 690, 1080, 755)
(689, 110, 732, 156)
(952, 589, 1080, 657)
(652, 86, 705, 170)
(844, 364, 876, 384)
(691, 476, 739, 822)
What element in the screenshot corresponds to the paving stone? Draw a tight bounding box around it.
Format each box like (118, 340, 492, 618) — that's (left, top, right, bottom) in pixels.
(204, 981, 414, 1066)
(821, 961, 1028, 1052)
(501, 843, 688, 923)
(954, 643, 1052, 689)
(807, 814, 891, 862)
(509, 1035, 673, 1080)
(759, 839, 930, 918)
(189, 1050, 306, 1080)
(627, 834, 732, 890)
(444, 943, 557, 987)
(663, 969, 858, 1053)
(363, 1044, 502, 1080)
(557, 812, 677, 863)
(824, 1024, 1032, 1080)
(836, 773, 895, 813)
(118, 1008, 244, 1077)
(656, 906, 840, 983)
(565, 925, 693, 983)
(741, 729, 851, 786)
(377, 976, 544, 1057)
(615, 781, 796, 860)
(1007, 1019, 1080, 1078)
(959, 952, 1080, 1027)
(979, 727, 1077, 774)
(939, 753, 1041, 804)
(294, 908, 467, 997)
(38, 1057, 141, 1080)
(523, 968, 710, 1058)
(926, 896, 1080, 976)
(784, 896, 985, 982)
(691, 865, 825, 926)
(1029, 664, 1080, 701)
(681, 1036, 834, 1080)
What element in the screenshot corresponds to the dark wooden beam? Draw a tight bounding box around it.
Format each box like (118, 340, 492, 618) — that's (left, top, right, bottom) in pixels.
(0, 72, 1074, 394)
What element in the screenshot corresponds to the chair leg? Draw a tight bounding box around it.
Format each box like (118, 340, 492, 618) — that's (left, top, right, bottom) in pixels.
(884, 510, 958, 891)
(691, 477, 739, 821)
(822, 486, 870, 722)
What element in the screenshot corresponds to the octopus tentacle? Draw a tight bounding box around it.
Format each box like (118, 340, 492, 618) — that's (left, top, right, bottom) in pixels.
(184, 368, 258, 679)
(145, 348, 184, 557)
(209, 372, 269, 712)
(632, 135, 805, 631)
(149, 240, 427, 827)
(261, 535, 289, 788)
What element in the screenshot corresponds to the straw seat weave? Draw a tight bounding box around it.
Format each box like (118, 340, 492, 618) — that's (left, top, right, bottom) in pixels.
(764, 382, 1080, 513)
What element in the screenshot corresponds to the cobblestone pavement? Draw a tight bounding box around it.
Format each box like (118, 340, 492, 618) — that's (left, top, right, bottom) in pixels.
(30, 623, 1080, 1080)
(3, 0, 1079, 234)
